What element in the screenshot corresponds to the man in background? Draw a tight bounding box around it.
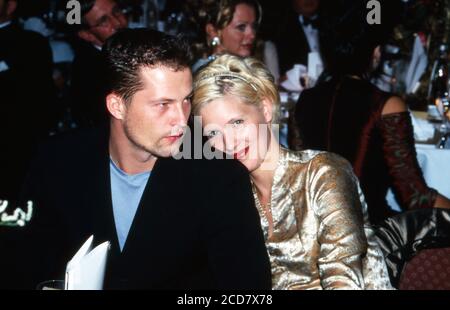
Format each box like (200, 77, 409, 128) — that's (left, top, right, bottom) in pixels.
(275, 0, 321, 76)
(70, 0, 128, 127)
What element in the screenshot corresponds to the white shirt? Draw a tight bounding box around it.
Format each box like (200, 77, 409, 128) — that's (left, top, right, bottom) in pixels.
(299, 15, 319, 53)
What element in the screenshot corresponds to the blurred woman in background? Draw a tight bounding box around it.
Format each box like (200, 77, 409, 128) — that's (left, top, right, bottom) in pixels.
(294, 1, 450, 224)
(191, 0, 279, 82)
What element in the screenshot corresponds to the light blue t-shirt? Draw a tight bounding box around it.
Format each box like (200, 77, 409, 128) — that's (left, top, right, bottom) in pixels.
(110, 159, 151, 251)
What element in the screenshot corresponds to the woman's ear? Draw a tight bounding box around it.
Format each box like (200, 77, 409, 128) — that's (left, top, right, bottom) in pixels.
(261, 98, 274, 123)
(206, 23, 219, 41)
(106, 93, 127, 120)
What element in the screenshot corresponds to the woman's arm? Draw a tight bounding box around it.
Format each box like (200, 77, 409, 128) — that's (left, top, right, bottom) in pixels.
(380, 96, 450, 210)
(308, 153, 368, 289)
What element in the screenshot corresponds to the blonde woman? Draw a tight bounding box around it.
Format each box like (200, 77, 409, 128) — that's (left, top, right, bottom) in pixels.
(192, 54, 392, 289)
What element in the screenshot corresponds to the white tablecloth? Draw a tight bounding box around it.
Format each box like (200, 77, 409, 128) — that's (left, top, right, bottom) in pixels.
(387, 144, 450, 211)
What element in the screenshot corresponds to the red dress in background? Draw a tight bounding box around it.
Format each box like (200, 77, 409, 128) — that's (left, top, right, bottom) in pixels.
(295, 77, 437, 224)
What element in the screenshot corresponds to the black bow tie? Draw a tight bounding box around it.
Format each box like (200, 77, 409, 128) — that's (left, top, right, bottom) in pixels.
(302, 16, 319, 29)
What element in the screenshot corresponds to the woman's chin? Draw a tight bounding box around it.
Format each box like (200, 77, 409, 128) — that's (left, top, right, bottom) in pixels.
(239, 157, 262, 173)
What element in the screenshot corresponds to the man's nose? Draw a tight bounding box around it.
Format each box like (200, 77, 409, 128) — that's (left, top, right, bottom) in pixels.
(171, 103, 189, 127)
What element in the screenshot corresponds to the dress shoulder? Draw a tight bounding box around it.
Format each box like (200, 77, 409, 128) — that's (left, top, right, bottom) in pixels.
(281, 148, 353, 173)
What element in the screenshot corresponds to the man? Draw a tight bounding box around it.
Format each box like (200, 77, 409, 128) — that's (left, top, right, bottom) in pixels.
(19, 29, 271, 289)
(70, 0, 128, 127)
(275, 0, 321, 75)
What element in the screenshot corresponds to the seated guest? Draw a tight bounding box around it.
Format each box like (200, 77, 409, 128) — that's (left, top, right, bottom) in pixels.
(69, 0, 128, 127)
(275, 0, 321, 76)
(192, 54, 392, 289)
(18, 29, 271, 289)
(0, 0, 56, 289)
(191, 0, 279, 81)
(294, 1, 450, 224)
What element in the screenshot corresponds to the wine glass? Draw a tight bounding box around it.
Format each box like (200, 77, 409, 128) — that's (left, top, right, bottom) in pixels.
(36, 280, 65, 290)
(435, 97, 450, 149)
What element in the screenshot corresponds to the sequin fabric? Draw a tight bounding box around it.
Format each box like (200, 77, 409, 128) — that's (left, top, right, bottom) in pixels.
(252, 148, 393, 289)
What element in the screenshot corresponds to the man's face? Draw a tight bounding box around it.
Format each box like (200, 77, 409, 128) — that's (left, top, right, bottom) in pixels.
(79, 0, 128, 46)
(121, 66, 192, 158)
(294, 0, 319, 17)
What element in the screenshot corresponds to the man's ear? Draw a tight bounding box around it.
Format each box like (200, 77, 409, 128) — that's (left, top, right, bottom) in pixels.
(78, 29, 96, 45)
(106, 93, 127, 120)
(6, 0, 17, 18)
(261, 98, 274, 123)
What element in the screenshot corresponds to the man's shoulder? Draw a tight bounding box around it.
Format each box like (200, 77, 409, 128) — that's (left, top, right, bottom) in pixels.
(36, 127, 107, 163)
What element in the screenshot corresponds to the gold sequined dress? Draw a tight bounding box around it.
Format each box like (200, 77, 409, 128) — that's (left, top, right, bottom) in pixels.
(252, 148, 393, 290)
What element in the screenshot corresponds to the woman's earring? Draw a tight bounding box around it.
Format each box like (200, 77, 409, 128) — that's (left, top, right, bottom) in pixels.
(211, 36, 221, 47)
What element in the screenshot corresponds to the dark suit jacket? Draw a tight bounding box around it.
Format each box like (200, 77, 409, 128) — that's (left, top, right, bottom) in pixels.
(17, 126, 271, 289)
(0, 22, 56, 200)
(275, 13, 319, 75)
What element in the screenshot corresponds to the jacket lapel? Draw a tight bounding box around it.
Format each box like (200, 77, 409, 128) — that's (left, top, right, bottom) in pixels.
(87, 126, 121, 258)
(120, 157, 164, 255)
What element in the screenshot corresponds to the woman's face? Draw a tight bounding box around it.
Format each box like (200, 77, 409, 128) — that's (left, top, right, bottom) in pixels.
(199, 95, 272, 172)
(217, 4, 257, 57)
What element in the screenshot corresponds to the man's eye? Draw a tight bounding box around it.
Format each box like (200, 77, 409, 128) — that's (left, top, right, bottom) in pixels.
(112, 6, 123, 17)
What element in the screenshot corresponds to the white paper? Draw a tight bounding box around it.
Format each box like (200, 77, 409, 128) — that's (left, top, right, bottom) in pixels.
(65, 235, 110, 290)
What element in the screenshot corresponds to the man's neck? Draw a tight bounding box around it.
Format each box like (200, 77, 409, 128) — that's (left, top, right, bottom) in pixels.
(109, 121, 157, 175)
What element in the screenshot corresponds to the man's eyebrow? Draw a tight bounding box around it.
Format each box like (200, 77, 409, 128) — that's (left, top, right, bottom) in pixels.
(148, 98, 176, 103)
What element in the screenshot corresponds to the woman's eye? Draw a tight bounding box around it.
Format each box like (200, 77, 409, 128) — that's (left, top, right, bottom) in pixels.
(232, 119, 244, 126)
(236, 24, 246, 32)
(207, 130, 218, 138)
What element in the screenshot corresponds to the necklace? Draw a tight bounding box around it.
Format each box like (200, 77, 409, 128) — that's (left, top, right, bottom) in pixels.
(255, 195, 272, 221)
(251, 184, 273, 239)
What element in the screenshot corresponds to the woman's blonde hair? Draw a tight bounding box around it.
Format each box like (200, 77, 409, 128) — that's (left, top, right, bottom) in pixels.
(192, 54, 280, 123)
